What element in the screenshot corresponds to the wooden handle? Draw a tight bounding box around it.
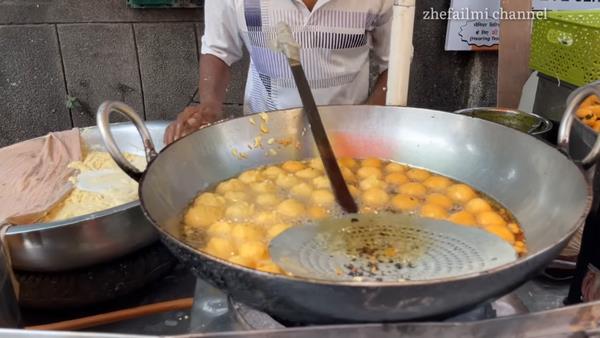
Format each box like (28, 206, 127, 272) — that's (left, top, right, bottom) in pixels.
(26, 297, 194, 331)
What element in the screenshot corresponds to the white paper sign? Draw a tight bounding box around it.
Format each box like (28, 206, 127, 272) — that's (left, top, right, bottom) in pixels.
(444, 0, 501, 51)
(533, 0, 600, 10)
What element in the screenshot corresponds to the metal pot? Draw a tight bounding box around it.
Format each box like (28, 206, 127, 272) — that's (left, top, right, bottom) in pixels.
(5, 122, 168, 272)
(454, 107, 553, 136)
(0, 241, 20, 328)
(99, 101, 596, 324)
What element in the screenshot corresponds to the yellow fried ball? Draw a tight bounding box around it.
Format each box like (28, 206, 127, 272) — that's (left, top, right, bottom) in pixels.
(341, 167, 357, 183)
(290, 182, 314, 199)
(447, 184, 477, 204)
(295, 168, 321, 179)
(359, 177, 387, 190)
(276, 199, 306, 218)
(448, 211, 477, 226)
(406, 168, 432, 182)
(238, 241, 268, 260)
(311, 189, 335, 207)
(308, 206, 328, 220)
(255, 193, 281, 207)
(464, 198, 492, 214)
(216, 178, 247, 194)
(282, 160, 305, 173)
(384, 162, 406, 173)
(225, 201, 255, 221)
(239, 170, 262, 184)
(312, 176, 331, 189)
(250, 180, 277, 193)
(253, 211, 281, 226)
(420, 204, 448, 220)
(507, 223, 520, 234)
(185, 204, 224, 227)
(362, 188, 390, 208)
(207, 221, 232, 236)
(223, 191, 248, 202)
(398, 182, 427, 197)
(385, 172, 409, 186)
(357, 166, 383, 180)
(423, 176, 453, 191)
(194, 192, 226, 207)
(361, 158, 383, 168)
(205, 237, 235, 259)
(391, 194, 420, 212)
(476, 211, 507, 227)
(231, 224, 263, 242)
(425, 193, 454, 210)
(309, 158, 324, 171)
(484, 225, 515, 244)
(263, 166, 284, 179)
(276, 173, 300, 189)
(338, 157, 358, 169)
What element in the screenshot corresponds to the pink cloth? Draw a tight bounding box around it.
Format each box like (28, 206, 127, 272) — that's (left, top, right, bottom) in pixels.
(0, 129, 82, 225)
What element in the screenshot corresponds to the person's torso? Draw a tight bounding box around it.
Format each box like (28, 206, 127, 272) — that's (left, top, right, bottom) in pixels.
(231, 0, 388, 113)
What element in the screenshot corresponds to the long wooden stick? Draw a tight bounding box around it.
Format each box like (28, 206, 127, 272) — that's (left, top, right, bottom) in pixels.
(26, 298, 194, 331)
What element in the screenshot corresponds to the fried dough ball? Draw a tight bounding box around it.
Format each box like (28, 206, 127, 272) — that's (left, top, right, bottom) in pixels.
(216, 179, 247, 194)
(263, 166, 284, 179)
(225, 202, 255, 221)
(311, 189, 335, 207)
(205, 237, 235, 259)
(385, 172, 409, 186)
(282, 160, 305, 173)
(398, 182, 427, 197)
(231, 224, 263, 242)
(359, 177, 387, 190)
(338, 158, 358, 170)
(485, 225, 515, 244)
(250, 180, 277, 193)
(296, 168, 321, 179)
(406, 168, 431, 181)
(362, 188, 390, 208)
(361, 158, 383, 168)
(238, 241, 268, 260)
(448, 211, 477, 226)
(425, 193, 453, 210)
(223, 191, 248, 202)
(341, 167, 357, 183)
(276, 174, 300, 189)
(309, 158, 324, 171)
(239, 170, 262, 184)
(308, 206, 328, 220)
(384, 162, 406, 173)
(276, 199, 306, 218)
(255, 193, 281, 207)
(420, 204, 448, 220)
(391, 194, 420, 212)
(507, 223, 520, 234)
(312, 176, 331, 189)
(357, 166, 382, 180)
(207, 221, 232, 236)
(476, 211, 507, 227)
(447, 184, 476, 204)
(290, 182, 314, 199)
(253, 211, 281, 226)
(267, 223, 292, 240)
(465, 198, 492, 214)
(194, 193, 226, 207)
(423, 176, 453, 191)
(185, 204, 224, 227)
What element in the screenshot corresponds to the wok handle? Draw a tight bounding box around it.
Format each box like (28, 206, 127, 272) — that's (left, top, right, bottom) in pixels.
(557, 82, 600, 168)
(96, 101, 157, 182)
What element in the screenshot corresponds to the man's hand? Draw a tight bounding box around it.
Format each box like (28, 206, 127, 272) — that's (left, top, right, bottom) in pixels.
(164, 102, 223, 145)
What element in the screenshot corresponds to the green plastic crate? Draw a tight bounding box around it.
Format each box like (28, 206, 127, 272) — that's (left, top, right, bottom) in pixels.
(530, 10, 600, 87)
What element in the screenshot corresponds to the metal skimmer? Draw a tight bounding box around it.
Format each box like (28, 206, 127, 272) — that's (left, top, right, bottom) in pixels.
(269, 214, 517, 282)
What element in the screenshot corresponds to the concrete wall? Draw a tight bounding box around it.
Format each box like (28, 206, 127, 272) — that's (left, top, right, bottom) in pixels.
(0, 0, 497, 147)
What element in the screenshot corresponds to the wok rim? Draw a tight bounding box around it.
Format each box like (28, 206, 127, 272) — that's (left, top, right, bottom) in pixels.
(140, 105, 593, 288)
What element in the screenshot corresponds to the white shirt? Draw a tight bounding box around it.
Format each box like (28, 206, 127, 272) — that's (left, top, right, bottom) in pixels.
(201, 0, 393, 114)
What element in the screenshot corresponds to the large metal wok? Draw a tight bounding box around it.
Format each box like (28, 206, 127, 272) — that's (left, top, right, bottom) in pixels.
(99, 101, 595, 324)
(5, 122, 167, 272)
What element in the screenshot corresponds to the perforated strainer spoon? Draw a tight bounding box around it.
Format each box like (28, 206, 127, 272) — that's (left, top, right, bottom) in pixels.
(269, 213, 517, 282)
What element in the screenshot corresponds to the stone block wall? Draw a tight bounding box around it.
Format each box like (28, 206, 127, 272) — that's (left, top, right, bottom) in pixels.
(0, 0, 497, 147)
